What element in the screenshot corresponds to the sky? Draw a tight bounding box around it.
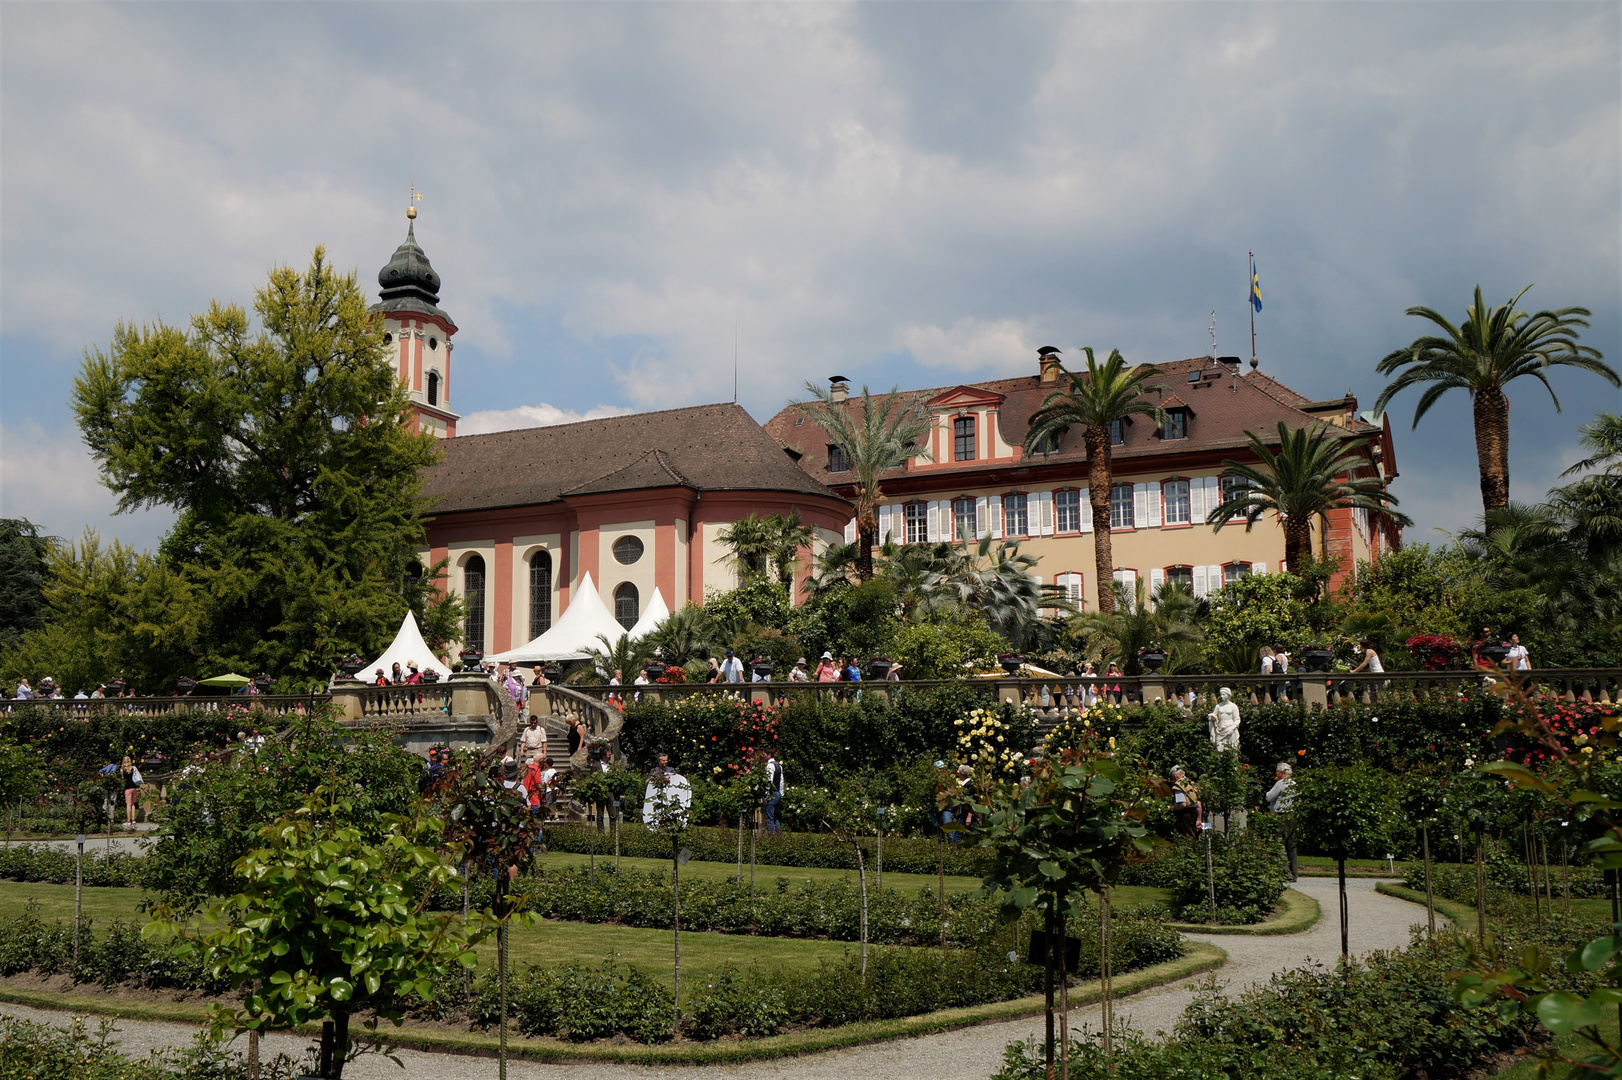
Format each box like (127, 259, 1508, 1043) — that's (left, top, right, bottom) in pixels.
(2, 2, 1618, 553)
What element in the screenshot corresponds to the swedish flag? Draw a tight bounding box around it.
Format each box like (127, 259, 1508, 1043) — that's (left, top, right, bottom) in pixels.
(1250, 259, 1263, 312)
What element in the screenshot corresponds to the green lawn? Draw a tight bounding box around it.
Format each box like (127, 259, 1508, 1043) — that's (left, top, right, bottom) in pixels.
(0, 880, 903, 1002)
(537, 850, 987, 894)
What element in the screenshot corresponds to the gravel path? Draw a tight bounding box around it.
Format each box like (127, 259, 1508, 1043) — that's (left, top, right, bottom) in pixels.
(2, 876, 1424, 1080)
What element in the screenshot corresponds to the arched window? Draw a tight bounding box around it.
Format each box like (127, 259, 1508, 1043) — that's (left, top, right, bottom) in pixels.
(614, 582, 639, 630)
(529, 550, 552, 639)
(427, 370, 440, 406)
(462, 555, 486, 651)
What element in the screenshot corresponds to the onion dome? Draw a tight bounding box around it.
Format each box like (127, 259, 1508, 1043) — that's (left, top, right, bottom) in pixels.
(374, 218, 454, 326)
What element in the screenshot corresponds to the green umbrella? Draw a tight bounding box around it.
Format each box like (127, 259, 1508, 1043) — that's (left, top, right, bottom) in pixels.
(198, 672, 252, 687)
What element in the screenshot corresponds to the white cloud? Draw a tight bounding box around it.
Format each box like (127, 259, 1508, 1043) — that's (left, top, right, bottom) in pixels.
(898, 318, 1037, 374)
(0, 421, 174, 549)
(0, 2, 1616, 545)
(457, 403, 635, 436)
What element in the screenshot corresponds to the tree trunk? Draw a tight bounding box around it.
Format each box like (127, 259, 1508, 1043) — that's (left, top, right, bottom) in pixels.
(1473, 386, 1511, 519)
(1043, 903, 1056, 1079)
(672, 840, 682, 1033)
(856, 840, 868, 976)
(1338, 857, 1349, 962)
(1085, 428, 1115, 614)
(1284, 516, 1313, 573)
(857, 495, 878, 579)
(1421, 824, 1436, 936)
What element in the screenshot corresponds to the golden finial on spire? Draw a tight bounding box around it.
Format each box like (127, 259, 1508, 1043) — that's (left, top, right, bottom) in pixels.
(407, 182, 422, 220)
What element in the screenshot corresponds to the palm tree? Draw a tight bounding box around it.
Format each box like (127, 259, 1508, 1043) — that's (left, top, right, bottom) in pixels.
(804, 540, 859, 598)
(1080, 578, 1201, 676)
(1205, 421, 1413, 572)
(578, 631, 654, 685)
(792, 383, 936, 579)
(1375, 286, 1616, 519)
(766, 509, 815, 592)
(645, 603, 721, 666)
(920, 532, 1068, 649)
(716, 513, 776, 584)
(1024, 348, 1165, 613)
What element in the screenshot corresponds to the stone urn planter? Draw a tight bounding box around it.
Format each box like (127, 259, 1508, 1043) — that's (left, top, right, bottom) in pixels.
(1138, 649, 1168, 673)
(1478, 642, 1511, 667)
(458, 647, 484, 670)
(866, 658, 895, 680)
(748, 658, 775, 680)
(1300, 647, 1333, 673)
(998, 653, 1026, 675)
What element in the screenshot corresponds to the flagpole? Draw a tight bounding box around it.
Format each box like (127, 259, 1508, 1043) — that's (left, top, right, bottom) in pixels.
(1248, 250, 1256, 365)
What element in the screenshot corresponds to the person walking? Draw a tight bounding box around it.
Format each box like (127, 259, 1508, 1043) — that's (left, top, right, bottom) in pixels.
(120, 752, 140, 825)
(567, 715, 587, 760)
(1265, 762, 1298, 881)
(719, 649, 745, 684)
(704, 658, 721, 684)
(1169, 766, 1202, 838)
(519, 715, 548, 764)
(1103, 662, 1123, 705)
(763, 752, 785, 834)
(788, 657, 810, 682)
(1273, 644, 1292, 702)
(813, 653, 840, 682)
(1260, 645, 1278, 703)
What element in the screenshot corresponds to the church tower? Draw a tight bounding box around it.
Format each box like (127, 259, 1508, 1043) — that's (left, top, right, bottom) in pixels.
(373, 203, 460, 438)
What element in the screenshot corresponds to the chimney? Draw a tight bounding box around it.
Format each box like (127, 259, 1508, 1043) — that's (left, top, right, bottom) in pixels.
(1037, 346, 1063, 384)
(1217, 355, 1242, 371)
(829, 375, 850, 404)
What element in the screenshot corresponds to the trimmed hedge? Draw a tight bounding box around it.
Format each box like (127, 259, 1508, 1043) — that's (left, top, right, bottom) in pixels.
(992, 928, 1568, 1080)
(0, 843, 148, 888)
(0, 901, 228, 993)
(448, 907, 1181, 1043)
(545, 822, 994, 877)
(1164, 825, 1289, 925)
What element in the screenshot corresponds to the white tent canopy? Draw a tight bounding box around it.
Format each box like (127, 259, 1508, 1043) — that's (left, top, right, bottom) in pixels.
(361, 611, 453, 682)
(628, 587, 670, 641)
(488, 572, 628, 664)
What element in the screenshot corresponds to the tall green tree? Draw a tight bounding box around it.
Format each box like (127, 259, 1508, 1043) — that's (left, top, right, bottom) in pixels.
(1206, 421, 1411, 572)
(0, 519, 52, 648)
(1375, 286, 1616, 519)
(792, 383, 936, 580)
(71, 249, 458, 684)
(1024, 348, 1164, 614)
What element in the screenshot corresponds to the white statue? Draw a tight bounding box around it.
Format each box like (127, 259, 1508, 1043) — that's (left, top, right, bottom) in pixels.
(1208, 687, 1241, 752)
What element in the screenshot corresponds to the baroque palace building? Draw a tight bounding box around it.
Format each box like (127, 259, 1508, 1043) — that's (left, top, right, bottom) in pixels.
(762, 352, 1402, 615)
(377, 213, 1399, 654)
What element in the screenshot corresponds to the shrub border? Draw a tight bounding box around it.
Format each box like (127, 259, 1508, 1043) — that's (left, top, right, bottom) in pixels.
(1165, 887, 1321, 936)
(1375, 882, 1473, 930)
(0, 943, 1225, 1065)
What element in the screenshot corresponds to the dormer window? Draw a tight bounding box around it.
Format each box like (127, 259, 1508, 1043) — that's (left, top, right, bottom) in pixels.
(828, 444, 850, 472)
(1028, 429, 1059, 455)
(954, 415, 977, 461)
(1163, 409, 1188, 440)
(1110, 419, 1126, 445)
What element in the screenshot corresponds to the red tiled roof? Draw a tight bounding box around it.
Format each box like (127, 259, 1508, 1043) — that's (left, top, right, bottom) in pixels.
(427, 402, 844, 514)
(761, 359, 1373, 487)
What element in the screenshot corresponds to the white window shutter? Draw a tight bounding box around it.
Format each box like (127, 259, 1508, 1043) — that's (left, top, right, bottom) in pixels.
(1038, 492, 1055, 536)
(1254, 561, 1267, 575)
(1193, 564, 1207, 598)
(1280, 560, 1288, 574)
(1149, 567, 1165, 592)
(1146, 481, 1162, 527)
(1205, 476, 1221, 521)
(1190, 477, 1206, 524)
(988, 495, 1003, 539)
(1132, 483, 1148, 528)
(1080, 487, 1093, 532)
(1208, 564, 1223, 592)
(876, 506, 889, 544)
(926, 501, 940, 542)
(844, 519, 857, 545)
(975, 495, 989, 538)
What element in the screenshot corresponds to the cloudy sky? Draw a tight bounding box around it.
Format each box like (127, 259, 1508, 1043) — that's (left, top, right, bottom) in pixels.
(3, 2, 1618, 552)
